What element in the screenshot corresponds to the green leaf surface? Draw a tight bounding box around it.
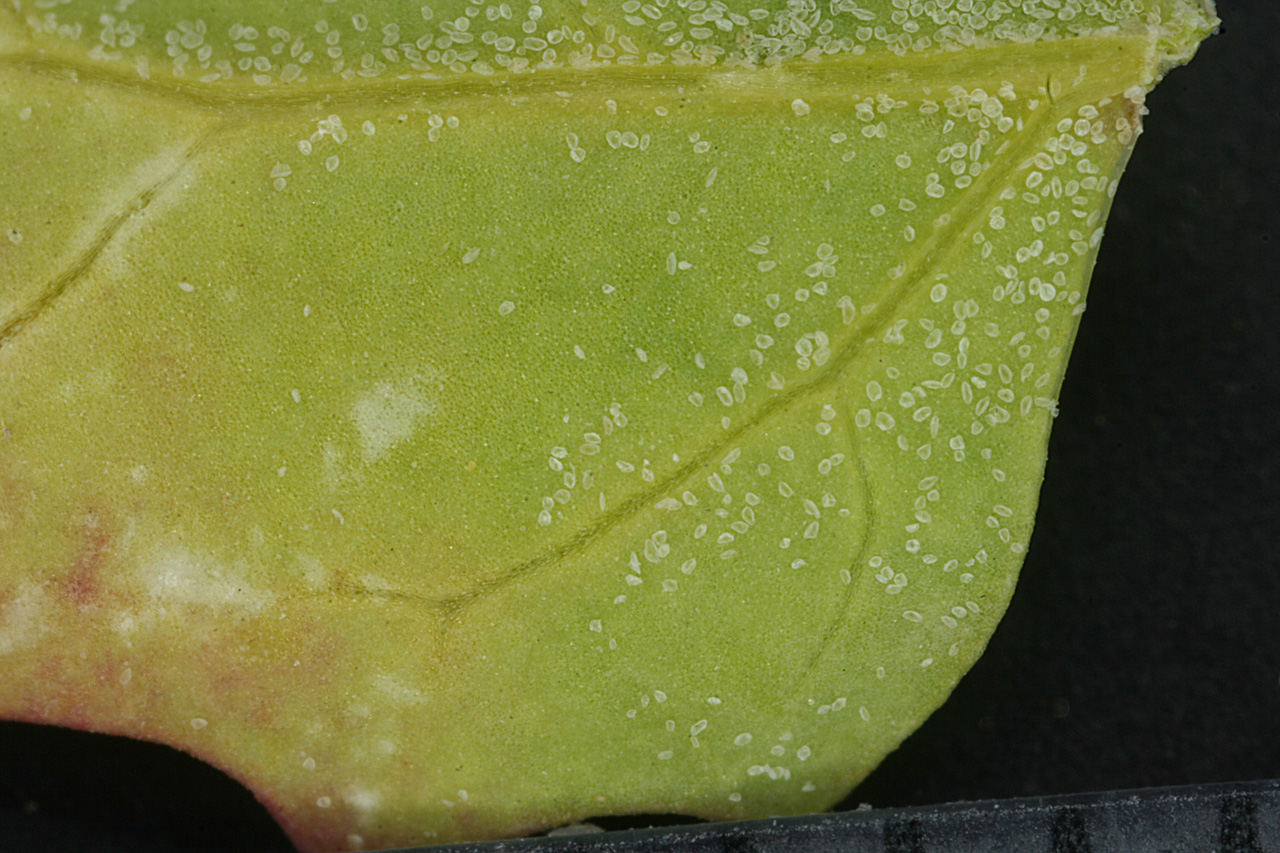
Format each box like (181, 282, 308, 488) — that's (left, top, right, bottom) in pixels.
(0, 1, 1215, 850)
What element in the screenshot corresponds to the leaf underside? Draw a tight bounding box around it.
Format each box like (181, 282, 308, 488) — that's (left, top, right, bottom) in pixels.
(0, 1, 1214, 850)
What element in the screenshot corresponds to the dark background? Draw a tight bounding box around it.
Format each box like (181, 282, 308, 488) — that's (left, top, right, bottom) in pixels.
(2, 1, 1277, 849)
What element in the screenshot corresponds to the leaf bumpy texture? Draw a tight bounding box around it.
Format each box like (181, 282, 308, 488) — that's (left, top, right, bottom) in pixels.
(0, 0, 1215, 850)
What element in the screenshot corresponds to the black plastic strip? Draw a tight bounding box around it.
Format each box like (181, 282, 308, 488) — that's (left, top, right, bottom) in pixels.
(407, 779, 1280, 853)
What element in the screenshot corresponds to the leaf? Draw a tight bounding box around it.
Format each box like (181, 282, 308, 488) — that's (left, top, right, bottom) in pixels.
(0, 1, 1215, 850)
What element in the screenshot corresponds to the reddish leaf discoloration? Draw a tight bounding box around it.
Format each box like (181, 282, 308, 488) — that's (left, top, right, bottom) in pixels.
(195, 610, 346, 730)
(26, 657, 100, 732)
(64, 508, 114, 609)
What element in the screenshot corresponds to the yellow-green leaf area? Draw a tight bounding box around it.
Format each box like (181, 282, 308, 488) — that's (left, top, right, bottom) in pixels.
(0, 1, 1215, 851)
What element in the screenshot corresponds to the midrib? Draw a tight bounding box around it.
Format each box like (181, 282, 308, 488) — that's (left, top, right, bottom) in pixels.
(0, 32, 1159, 116)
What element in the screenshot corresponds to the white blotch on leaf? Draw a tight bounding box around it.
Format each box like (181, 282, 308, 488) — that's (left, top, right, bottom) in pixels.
(0, 584, 51, 655)
(352, 371, 440, 463)
(140, 545, 273, 612)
